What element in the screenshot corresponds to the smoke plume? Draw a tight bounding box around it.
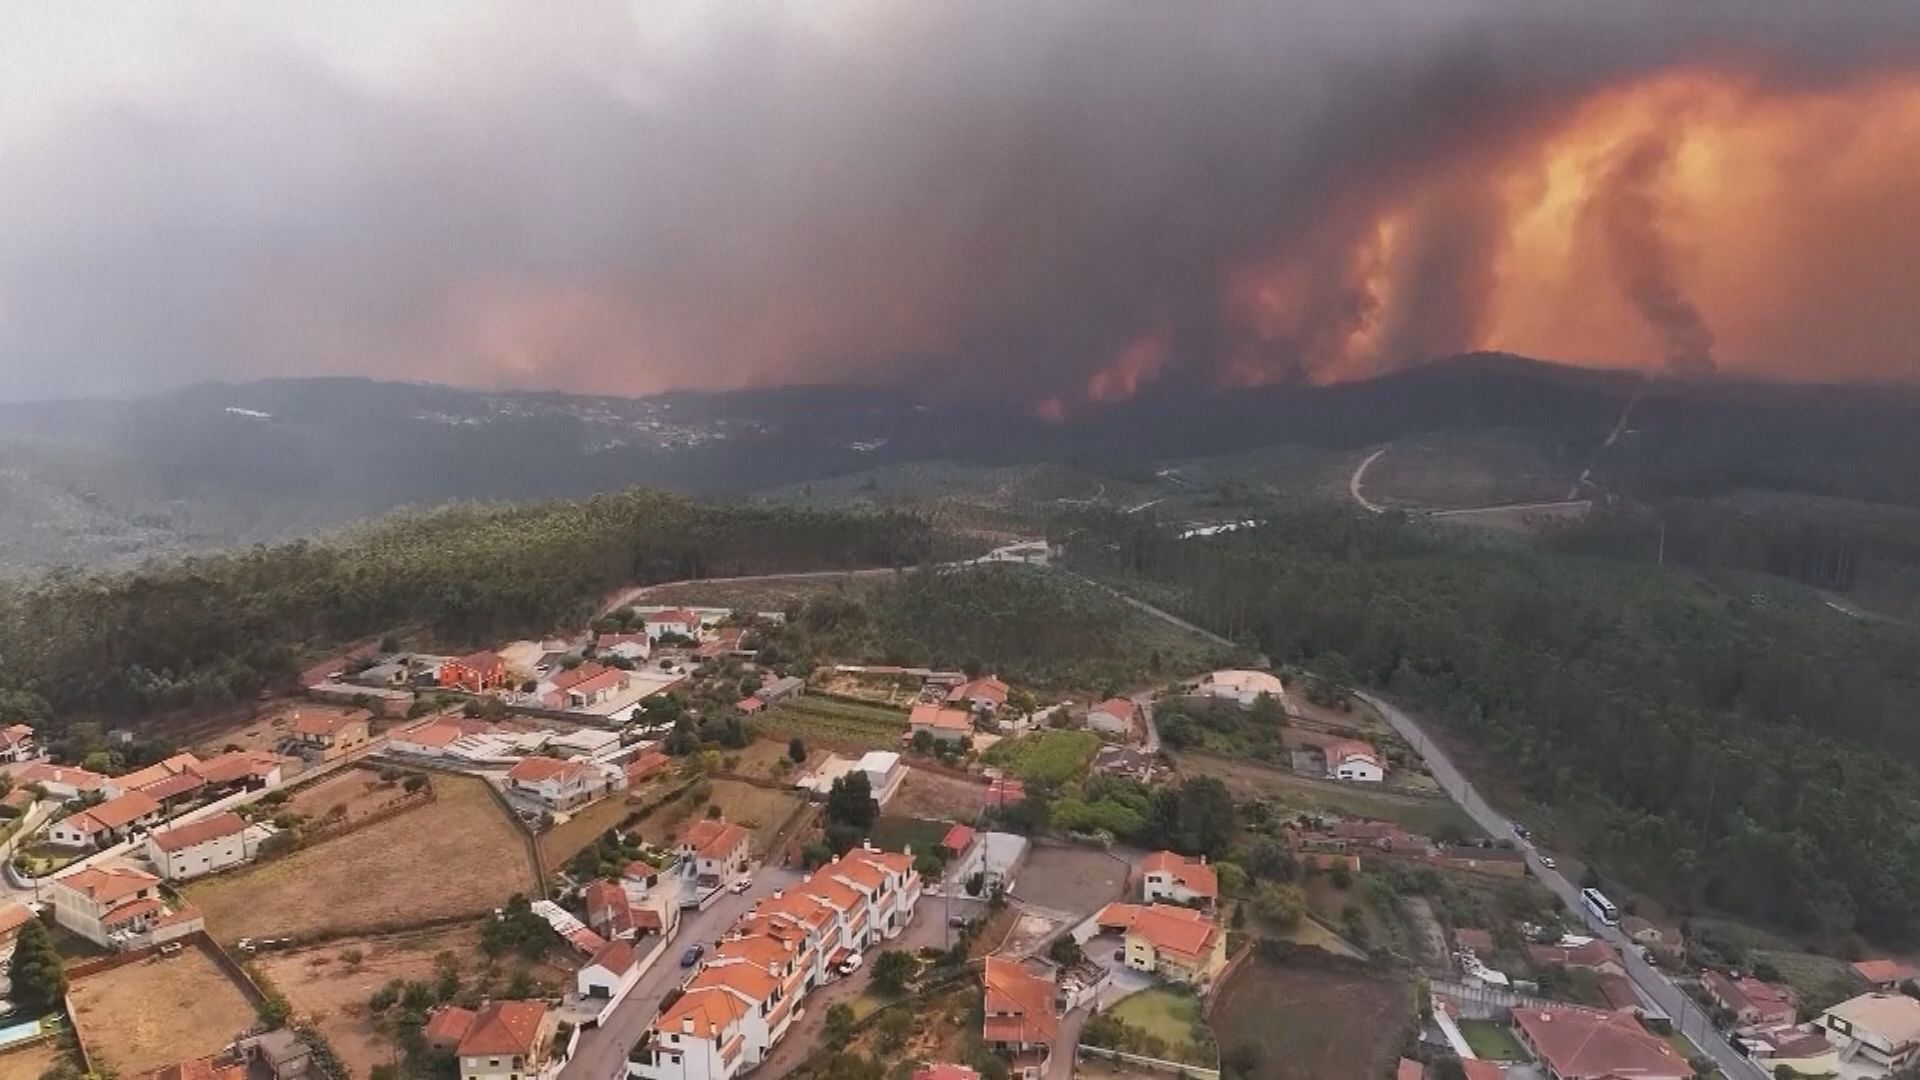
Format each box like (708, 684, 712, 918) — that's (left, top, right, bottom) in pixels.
(0, 2, 1918, 408)
(1589, 132, 1718, 375)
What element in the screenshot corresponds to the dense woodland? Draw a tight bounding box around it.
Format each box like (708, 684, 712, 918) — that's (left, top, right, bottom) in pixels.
(0, 492, 930, 720)
(765, 563, 1227, 690)
(1069, 507, 1920, 945)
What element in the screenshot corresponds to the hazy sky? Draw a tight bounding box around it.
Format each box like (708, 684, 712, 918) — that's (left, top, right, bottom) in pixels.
(3, 2, 1919, 410)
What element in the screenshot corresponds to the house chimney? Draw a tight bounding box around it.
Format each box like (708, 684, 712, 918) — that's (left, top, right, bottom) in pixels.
(681, 1017, 694, 1035)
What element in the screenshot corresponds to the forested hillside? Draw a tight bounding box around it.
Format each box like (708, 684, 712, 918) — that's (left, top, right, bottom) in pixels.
(767, 563, 1230, 690)
(1069, 508, 1920, 944)
(0, 492, 930, 720)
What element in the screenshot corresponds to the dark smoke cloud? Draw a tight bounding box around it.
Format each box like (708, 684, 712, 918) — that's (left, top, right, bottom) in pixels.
(0, 2, 1917, 405)
(1588, 132, 1718, 375)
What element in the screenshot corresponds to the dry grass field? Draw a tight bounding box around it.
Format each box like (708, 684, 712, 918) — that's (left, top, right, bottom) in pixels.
(889, 767, 989, 820)
(1209, 957, 1414, 1080)
(286, 766, 421, 822)
(68, 943, 259, 1076)
(255, 924, 487, 1078)
(630, 779, 804, 855)
(187, 773, 535, 942)
(0, 1040, 67, 1080)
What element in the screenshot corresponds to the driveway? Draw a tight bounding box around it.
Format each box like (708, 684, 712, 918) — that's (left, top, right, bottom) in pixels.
(561, 866, 801, 1080)
(1359, 691, 1768, 1080)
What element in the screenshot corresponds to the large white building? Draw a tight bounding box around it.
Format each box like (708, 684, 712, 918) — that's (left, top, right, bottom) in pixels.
(146, 812, 255, 880)
(855, 751, 905, 806)
(1817, 992, 1920, 1071)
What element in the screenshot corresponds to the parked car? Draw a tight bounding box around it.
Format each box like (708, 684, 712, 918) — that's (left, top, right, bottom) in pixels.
(730, 876, 753, 894)
(948, 914, 973, 928)
(837, 953, 863, 976)
(680, 944, 705, 968)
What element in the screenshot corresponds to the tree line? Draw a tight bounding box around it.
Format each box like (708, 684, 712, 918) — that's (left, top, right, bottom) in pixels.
(0, 491, 930, 720)
(1068, 505, 1920, 945)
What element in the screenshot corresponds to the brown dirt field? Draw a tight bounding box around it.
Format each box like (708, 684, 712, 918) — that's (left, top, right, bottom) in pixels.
(255, 924, 487, 1078)
(724, 738, 824, 783)
(68, 944, 260, 1076)
(186, 701, 302, 756)
(889, 767, 989, 820)
(0, 1040, 68, 1080)
(1209, 957, 1414, 1080)
(186, 773, 536, 942)
(287, 766, 421, 822)
(631, 779, 803, 856)
(538, 783, 671, 867)
(1012, 843, 1128, 918)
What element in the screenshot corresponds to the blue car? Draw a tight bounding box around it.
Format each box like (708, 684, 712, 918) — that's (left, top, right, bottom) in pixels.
(680, 944, 705, 968)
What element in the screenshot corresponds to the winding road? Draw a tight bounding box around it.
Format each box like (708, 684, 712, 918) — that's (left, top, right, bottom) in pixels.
(1358, 690, 1768, 1080)
(1349, 448, 1389, 514)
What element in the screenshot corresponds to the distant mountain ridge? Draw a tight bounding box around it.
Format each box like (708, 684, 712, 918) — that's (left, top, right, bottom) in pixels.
(2, 354, 1918, 572)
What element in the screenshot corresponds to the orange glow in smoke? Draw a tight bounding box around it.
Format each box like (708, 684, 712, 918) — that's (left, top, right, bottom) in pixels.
(1208, 68, 1920, 395)
(1086, 326, 1172, 403)
(1482, 70, 1920, 380)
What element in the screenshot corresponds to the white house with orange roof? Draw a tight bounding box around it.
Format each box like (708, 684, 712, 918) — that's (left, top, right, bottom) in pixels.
(0, 724, 39, 764)
(834, 845, 921, 941)
(507, 756, 610, 809)
(679, 818, 752, 889)
(15, 762, 109, 802)
(577, 939, 644, 1017)
(1323, 738, 1385, 783)
(1140, 851, 1218, 909)
(740, 892, 838, 988)
(146, 812, 254, 880)
(45, 865, 203, 948)
(1086, 698, 1139, 738)
(46, 789, 164, 849)
(983, 956, 1057, 1079)
(645, 609, 702, 642)
(453, 1000, 559, 1080)
(627, 844, 925, 1080)
(947, 675, 1009, 714)
(908, 703, 974, 744)
(628, 969, 769, 1080)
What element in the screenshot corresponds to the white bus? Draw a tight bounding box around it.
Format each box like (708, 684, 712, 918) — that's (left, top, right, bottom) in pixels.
(1582, 887, 1620, 926)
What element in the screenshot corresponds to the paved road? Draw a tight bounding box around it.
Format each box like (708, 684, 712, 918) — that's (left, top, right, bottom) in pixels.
(599, 541, 1052, 618)
(562, 867, 802, 1080)
(1132, 692, 1160, 755)
(1359, 690, 1767, 1080)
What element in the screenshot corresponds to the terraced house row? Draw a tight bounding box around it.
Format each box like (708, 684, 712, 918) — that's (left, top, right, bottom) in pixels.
(628, 844, 922, 1080)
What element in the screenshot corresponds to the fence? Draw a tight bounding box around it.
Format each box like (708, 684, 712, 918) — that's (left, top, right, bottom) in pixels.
(1429, 977, 1556, 1017)
(1076, 1045, 1221, 1079)
(1203, 940, 1257, 1020)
